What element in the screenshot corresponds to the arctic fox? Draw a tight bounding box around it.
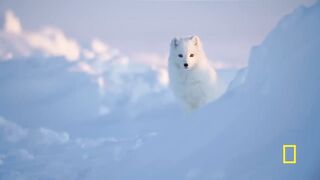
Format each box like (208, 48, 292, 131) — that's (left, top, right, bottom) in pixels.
(168, 36, 222, 110)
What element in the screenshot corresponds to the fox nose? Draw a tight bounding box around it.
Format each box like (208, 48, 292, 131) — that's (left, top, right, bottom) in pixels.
(184, 63, 188, 68)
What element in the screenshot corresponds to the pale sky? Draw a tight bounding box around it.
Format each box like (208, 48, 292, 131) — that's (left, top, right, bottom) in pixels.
(0, 0, 317, 68)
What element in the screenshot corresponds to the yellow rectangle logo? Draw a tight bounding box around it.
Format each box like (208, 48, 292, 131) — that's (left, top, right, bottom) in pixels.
(283, 144, 296, 164)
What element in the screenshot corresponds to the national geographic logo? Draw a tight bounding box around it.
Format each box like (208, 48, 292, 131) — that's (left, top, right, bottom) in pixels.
(283, 144, 297, 164)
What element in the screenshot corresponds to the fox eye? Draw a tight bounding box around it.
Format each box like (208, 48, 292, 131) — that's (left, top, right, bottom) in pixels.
(190, 54, 194, 57)
(178, 54, 183, 58)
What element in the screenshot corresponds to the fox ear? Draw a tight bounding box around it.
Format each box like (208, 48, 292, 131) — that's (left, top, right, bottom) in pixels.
(191, 35, 200, 46)
(171, 37, 179, 48)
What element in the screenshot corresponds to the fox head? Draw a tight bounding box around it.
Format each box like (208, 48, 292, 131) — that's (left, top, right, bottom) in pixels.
(169, 35, 204, 70)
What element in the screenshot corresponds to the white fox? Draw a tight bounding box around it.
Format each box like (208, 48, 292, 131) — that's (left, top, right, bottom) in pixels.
(168, 36, 223, 110)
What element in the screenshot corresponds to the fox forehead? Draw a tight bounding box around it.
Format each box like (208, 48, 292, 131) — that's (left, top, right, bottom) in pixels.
(173, 39, 197, 53)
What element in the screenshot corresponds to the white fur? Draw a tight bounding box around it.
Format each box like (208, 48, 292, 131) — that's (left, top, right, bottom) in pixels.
(168, 36, 222, 110)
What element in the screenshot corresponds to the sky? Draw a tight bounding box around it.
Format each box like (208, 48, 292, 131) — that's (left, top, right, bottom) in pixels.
(0, 0, 316, 69)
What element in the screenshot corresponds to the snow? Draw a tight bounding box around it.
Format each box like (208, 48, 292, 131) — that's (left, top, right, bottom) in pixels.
(0, 2, 320, 179)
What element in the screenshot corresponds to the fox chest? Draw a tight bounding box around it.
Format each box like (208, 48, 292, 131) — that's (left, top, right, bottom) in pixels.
(172, 78, 209, 102)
